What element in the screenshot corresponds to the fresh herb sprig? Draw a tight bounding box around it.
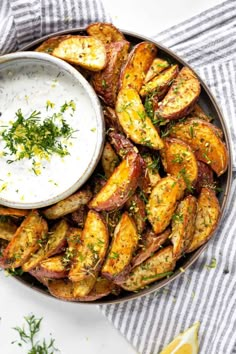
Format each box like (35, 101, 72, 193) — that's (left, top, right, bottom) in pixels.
(12, 314, 59, 354)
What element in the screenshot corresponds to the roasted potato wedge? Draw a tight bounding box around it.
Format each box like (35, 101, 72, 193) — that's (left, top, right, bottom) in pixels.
(22, 219, 68, 272)
(70, 205, 87, 228)
(92, 41, 130, 106)
(47, 279, 77, 301)
(103, 106, 123, 132)
(125, 193, 146, 234)
(170, 195, 197, 259)
(33, 255, 68, 279)
(35, 35, 71, 53)
(146, 176, 180, 234)
(160, 137, 198, 195)
(3, 210, 48, 269)
(195, 161, 214, 194)
(78, 277, 119, 301)
(29, 270, 49, 287)
(119, 42, 157, 91)
(169, 118, 228, 176)
(108, 131, 137, 158)
(142, 153, 161, 188)
(187, 188, 220, 252)
(73, 275, 97, 297)
(144, 57, 170, 83)
(155, 66, 201, 120)
(86, 22, 125, 44)
(0, 220, 17, 241)
(43, 188, 92, 219)
(52, 36, 107, 71)
(102, 212, 139, 283)
(121, 245, 175, 291)
(132, 228, 171, 268)
(69, 210, 109, 282)
(188, 103, 212, 123)
(116, 88, 164, 150)
(102, 142, 120, 178)
(0, 207, 29, 217)
(89, 152, 142, 211)
(140, 64, 179, 99)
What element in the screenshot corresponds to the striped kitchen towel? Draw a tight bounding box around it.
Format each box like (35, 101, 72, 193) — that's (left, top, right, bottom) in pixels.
(100, 1, 236, 353)
(0, 0, 110, 54)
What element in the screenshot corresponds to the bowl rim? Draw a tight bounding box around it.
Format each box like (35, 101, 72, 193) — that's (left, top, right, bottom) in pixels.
(0, 51, 105, 209)
(13, 27, 233, 304)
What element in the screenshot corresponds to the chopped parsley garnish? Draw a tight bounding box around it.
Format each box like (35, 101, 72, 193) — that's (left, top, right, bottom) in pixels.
(205, 257, 217, 270)
(1, 101, 76, 172)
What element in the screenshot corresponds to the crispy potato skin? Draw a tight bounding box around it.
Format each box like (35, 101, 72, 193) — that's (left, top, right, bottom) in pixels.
(22, 219, 69, 272)
(188, 104, 212, 123)
(119, 42, 157, 91)
(140, 64, 179, 99)
(0, 207, 29, 217)
(101, 142, 120, 178)
(144, 57, 170, 83)
(170, 195, 197, 259)
(169, 118, 228, 176)
(132, 228, 171, 268)
(3, 210, 48, 269)
(103, 106, 123, 132)
(116, 88, 164, 150)
(69, 210, 109, 282)
(34, 255, 68, 279)
(195, 161, 214, 194)
(121, 246, 175, 291)
(0, 220, 17, 241)
(102, 212, 139, 283)
(92, 41, 130, 107)
(78, 277, 120, 301)
(43, 188, 92, 219)
(52, 36, 107, 71)
(187, 188, 220, 252)
(146, 176, 180, 234)
(89, 152, 142, 211)
(35, 35, 71, 53)
(155, 66, 201, 120)
(86, 22, 125, 44)
(108, 131, 137, 158)
(160, 137, 198, 195)
(125, 193, 146, 234)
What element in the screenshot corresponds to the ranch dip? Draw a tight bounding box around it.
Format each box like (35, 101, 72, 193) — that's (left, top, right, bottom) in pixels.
(0, 55, 102, 207)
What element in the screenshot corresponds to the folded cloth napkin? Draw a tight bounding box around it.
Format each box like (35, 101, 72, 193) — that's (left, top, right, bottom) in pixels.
(100, 1, 236, 353)
(1, 1, 236, 354)
(0, 0, 110, 54)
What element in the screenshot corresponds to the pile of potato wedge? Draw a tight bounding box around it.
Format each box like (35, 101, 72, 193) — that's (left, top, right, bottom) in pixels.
(0, 23, 229, 302)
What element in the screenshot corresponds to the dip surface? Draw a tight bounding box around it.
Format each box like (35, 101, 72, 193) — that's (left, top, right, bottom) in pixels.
(0, 56, 102, 207)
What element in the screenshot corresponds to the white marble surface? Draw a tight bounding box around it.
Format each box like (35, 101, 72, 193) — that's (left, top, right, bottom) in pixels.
(0, 1, 222, 353)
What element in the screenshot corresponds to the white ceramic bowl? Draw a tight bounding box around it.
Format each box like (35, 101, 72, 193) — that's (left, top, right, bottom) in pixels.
(0, 52, 104, 209)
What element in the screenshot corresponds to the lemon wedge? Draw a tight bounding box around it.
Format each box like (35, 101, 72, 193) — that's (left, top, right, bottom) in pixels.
(159, 322, 200, 354)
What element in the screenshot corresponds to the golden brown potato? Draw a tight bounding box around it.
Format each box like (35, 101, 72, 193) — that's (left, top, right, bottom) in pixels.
(132, 228, 171, 268)
(22, 219, 68, 272)
(170, 195, 197, 259)
(43, 188, 92, 219)
(70, 205, 87, 228)
(195, 161, 214, 194)
(47, 279, 77, 301)
(144, 57, 170, 83)
(33, 254, 68, 279)
(155, 66, 201, 120)
(160, 137, 198, 195)
(125, 193, 146, 234)
(188, 103, 212, 122)
(116, 88, 164, 150)
(146, 176, 180, 234)
(119, 42, 157, 91)
(101, 142, 120, 178)
(3, 210, 48, 269)
(187, 188, 220, 252)
(108, 131, 137, 158)
(69, 210, 109, 282)
(78, 277, 120, 301)
(169, 118, 228, 176)
(121, 245, 175, 291)
(0, 207, 30, 217)
(0, 220, 17, 241)
(52, 36, 107, 71)
(140, 64, 179, 99)
(86, 22, 125, 44)
(89, 152, 142, 211)
(102, 212, 139, 283)
(91, 41, 130, 107)
(142, 154, 161, 188)
(73, 275, 97, 297)
(35, 35, 71, 53)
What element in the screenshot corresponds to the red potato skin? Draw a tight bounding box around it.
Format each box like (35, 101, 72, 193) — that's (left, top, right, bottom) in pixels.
(89, 152, 143, 211)
(195, 161, 214, 194)
(32, 265, 68, 279)
(108, 131, 137, 158)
